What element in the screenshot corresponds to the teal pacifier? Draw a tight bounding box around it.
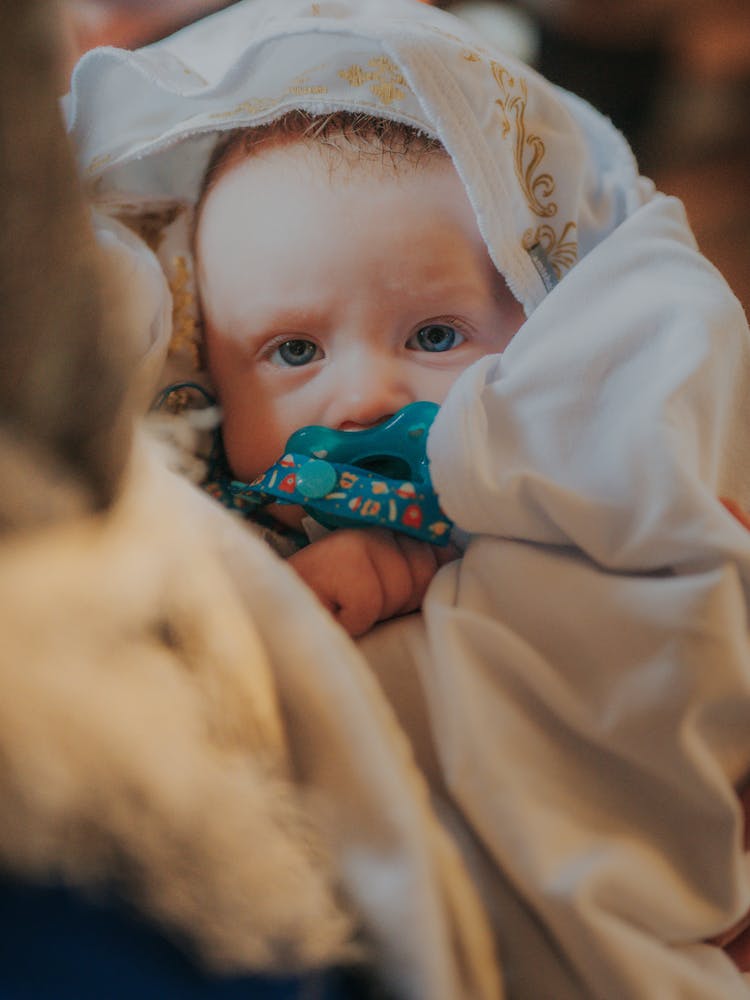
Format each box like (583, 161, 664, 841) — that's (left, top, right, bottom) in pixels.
(229, 402, 454, 545)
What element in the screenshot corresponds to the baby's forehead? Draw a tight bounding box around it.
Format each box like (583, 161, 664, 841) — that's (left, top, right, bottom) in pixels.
(199, 111, 449, 203)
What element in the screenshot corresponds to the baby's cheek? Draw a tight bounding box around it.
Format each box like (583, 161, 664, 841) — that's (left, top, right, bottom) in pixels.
(220, 418, 246, 473)
(499, 298, 527, 348)
(220, 414, 267, 482)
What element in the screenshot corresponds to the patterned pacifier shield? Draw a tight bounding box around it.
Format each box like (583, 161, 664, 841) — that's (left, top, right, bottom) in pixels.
(230, 402, 454, 545)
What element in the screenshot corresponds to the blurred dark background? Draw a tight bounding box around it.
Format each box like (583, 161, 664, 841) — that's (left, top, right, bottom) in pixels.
(61, 0, 750, 314)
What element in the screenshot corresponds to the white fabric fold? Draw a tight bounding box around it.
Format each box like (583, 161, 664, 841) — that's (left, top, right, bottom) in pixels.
(154, 440, 503, 1000)
(417, 538, 750, 998)
(66, 0, 644, 312)
(93, 212, 172, 409)
(422, 191, 750, 995)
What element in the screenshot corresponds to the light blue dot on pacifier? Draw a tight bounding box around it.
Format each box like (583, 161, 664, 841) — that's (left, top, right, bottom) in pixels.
(296, 459, 337, 499)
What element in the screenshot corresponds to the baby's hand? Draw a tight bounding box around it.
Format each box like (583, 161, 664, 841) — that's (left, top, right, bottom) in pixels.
(289, 528, 456, 637)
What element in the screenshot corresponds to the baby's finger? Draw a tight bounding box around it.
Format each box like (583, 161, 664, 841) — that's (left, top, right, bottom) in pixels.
(389, 533, 440, 616)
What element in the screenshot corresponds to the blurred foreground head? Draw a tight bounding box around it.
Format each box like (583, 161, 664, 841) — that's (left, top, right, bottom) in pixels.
(0, 0, 133, 531)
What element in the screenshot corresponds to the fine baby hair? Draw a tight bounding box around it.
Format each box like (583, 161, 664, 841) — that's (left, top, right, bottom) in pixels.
(198, 108, 448, 198)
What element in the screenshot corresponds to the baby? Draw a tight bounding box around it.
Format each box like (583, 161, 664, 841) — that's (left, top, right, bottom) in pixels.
(67, 1, 750, 994)
(194, 112, 525, 635)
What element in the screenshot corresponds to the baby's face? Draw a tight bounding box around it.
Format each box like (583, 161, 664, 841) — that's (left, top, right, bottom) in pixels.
(196, 137, 524, 485)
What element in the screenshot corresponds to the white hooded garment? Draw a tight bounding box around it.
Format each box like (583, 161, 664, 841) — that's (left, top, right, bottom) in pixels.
(65, 1, 750, 997)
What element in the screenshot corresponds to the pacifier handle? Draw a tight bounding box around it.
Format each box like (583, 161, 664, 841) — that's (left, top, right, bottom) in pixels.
(230, 402, 454, 545)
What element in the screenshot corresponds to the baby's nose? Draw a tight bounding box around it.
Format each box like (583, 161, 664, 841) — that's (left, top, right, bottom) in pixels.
(333, 357, 412, 430)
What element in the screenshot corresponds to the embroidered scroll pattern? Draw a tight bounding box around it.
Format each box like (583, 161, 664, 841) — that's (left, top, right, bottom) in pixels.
(338, 57, 407, 106)
(491, 61, 555, 219)
(522, 222, 577, 280)
(489, 59, 578, 278)
(169, 254, 201, 369)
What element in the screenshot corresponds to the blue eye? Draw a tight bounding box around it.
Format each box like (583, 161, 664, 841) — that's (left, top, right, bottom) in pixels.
(409, 324, 463, 353)
(273, 339, 320, 367)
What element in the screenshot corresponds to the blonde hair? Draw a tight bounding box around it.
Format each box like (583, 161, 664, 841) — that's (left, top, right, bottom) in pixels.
(197, 109, 447, 210)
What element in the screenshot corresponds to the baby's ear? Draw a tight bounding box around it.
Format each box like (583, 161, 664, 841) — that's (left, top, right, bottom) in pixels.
(0, 0, 135, 530)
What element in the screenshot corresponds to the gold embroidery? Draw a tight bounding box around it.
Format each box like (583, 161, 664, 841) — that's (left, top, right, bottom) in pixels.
(338, 57, 407, 106)
(210, 77, 330, 120)
(209, 97, 277, 120)
(181, 66, 208, 85)
(523, 222, 578, 280)
(370, 82, 405, 106)
(311, 2, 320, 13)
(87, 152, 114, 175)
(491, 60, 556, 219)
(169, 255, 201, 369)
(462, 50, 481, 62)
(289, 65, 329, 85)
(339, 65, 371, 88)
(287, 85, 328, 96)
(369, 56, 404, 78)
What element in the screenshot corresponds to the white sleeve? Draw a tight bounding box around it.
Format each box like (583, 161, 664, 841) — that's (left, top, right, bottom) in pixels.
(429, 195, 750, 573)
(422, 193, 750, 997)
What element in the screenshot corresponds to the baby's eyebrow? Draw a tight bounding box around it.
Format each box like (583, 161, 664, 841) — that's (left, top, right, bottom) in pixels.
(221, 304, 330, 345)
(408, 259, 500, 303)
(391, 276, 486, 309)
(251, 304, 330, 331)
